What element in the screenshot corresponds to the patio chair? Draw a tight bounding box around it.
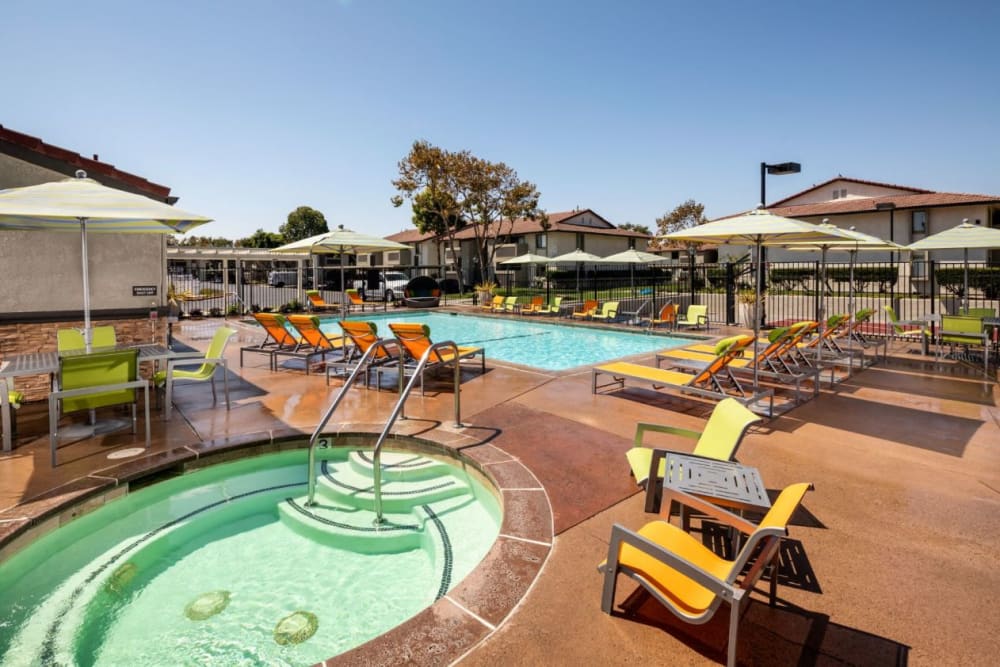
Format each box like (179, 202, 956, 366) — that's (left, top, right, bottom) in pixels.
(240, 312, 302, 370)
(276, 314, 351, 374)
(618, 298, 652, 326)
(627, 397, 762, 512)
(676, 304, 709, 330)
(481, 295, 504, 312)
(154, 326, 237, 421)
(883, 305, 931, 352)
(345, 288, 383, 312)
(536, 296, 564, 316)
(2, 388, 23, 441)
(387, 322, 485, 395)
(598, 482, 813, 667)
(57, 328, 86, 352)
(648, 302, 678, 329)
(327, 320, 402, 386)
(939, 315, 990, 377)
(590, 301, 620, 322)
(520, 295, 545, 315)
(570, 299, 599, 319)
(305, 290, 339, 313)
(502, 296, 520, 313)
(593, 335, 774, 415)
(49, 348, 149, 466)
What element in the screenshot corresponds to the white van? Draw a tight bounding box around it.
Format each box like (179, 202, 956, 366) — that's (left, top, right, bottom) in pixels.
(267, 270, 298, 287)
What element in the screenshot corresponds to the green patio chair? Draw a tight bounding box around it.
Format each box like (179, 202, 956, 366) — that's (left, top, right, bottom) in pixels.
(591, 301, 620, 322)
(57, 328, 85, 352)
(676, 304, 709, 330)
(154, 327, 237, 420)
(49, 348, 149, 466)
(536, 296, 564, 315)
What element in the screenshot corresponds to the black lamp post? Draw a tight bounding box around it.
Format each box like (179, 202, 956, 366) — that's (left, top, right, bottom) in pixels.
(757, 161, 802, 326)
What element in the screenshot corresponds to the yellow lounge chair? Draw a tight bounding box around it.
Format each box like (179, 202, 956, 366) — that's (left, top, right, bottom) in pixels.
(571, 299, 598, 319)
(627, 398, 762, 513)
(305, 289, 339, 313)
(598, 482, 813, 667)
(481, 295, 504, 312)
(592, 335, 774, 415)
(591, 301, 619, 322)
(503, 296, 521, 313)
(388, 322, 485, 395)
(676, 303, 709, 330)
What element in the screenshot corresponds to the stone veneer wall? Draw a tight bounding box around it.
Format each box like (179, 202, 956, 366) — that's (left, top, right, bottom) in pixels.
(0, 318, 167, 401)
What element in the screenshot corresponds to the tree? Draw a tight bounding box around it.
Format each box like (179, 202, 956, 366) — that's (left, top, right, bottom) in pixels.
(170, 234, 233, 247)
(652, 199, 708, 250)
(238, 228, 284, 248)
(280, 206, 328, 243)
(618, 222, 652, 236)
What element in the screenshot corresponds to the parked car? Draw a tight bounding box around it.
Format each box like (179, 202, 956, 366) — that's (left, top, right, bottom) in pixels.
(354, 271, 410, 302)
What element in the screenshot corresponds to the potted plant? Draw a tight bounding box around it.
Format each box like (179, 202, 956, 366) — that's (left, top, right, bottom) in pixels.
(738, 289, 763, 328)
(474, 280, 498, 307)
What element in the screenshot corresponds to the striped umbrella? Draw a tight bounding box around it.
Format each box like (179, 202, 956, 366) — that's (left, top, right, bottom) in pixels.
(0, 171, 212, 348)
(906, 221, 1000, 312)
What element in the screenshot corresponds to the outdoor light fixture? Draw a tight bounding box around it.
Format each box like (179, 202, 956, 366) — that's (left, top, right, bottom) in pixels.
(759, 161, 801, 207)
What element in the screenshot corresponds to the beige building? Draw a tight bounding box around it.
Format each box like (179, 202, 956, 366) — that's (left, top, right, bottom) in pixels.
(384, 209, 650, 287)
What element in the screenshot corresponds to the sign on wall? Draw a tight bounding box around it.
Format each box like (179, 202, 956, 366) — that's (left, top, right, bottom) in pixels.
(132, 285, 157, 297)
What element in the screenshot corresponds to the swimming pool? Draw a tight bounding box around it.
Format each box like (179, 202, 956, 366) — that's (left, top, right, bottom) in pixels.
(0, 444, 501, 666)
(327, 312, 691, 371)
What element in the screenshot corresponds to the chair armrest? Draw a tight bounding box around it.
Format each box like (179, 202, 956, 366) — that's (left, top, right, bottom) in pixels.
(166, 356, 228, 371)
(633, 422, 700, 447)
(50, 378, 148, 401)
(661, 486, 759, 534)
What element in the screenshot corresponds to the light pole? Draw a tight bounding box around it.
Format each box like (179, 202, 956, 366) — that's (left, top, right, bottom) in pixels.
(757, 161, 802, 325)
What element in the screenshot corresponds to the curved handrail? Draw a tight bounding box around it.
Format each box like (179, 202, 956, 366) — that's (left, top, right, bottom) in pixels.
(371, 340, 463, 522)
(305, 339, 395, 506)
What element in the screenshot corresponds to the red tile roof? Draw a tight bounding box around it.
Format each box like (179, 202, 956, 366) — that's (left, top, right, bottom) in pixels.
(0, 125, 173, 201)
(386, 209, 650, 244)
(769, 192, 1000, 218)
(769, 176, 934, 207)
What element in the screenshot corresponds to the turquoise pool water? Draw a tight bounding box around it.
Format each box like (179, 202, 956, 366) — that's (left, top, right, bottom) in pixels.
(0, 447, 501, 666)
(328, 311, 690, 371)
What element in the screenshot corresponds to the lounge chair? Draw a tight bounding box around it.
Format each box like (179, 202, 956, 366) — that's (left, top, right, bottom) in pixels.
(592, 335, 774, 415)
(648, 302, 678, 329)
(590, 301, 619, 322)
(154, 327, 237, 420)
(676, 304, 709, 330)
(627, 398, 762, 512)
(305, 290, 339, 313)
(387, 322, 486, 395)
(345, 288, 384, 312)
(240, 312, 302, 370)
(49, 348, 150, 466)
(493, 296, 518, 313)
(536, 296, 564, 316)
(327, 320, 402, 386)
(481, 295, 504, 312)
(273, 314, 352, 374)
(570, 299, 598, 319)
(598, 483, 813, 667)
(520, 296, 545, 315)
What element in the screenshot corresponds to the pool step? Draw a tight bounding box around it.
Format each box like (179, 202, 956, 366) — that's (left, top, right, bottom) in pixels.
(314, 459, 469, 513)
(347, 450, 455, 482)
(277, 497, 427, 553)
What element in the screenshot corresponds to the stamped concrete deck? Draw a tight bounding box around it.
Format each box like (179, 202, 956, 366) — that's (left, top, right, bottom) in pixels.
(2, 312, 999, 666)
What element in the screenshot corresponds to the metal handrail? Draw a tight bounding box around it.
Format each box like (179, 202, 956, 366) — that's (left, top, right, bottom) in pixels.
(372, 340, 464, 523)
(305, 340, 395, 506)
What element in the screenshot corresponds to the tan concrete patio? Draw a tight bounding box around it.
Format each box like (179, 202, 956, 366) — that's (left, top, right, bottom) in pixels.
(1, 312, 998, 665)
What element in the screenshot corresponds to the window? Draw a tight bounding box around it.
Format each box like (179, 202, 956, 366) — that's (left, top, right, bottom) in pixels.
(841, 188, 847, 198)
(832, 189, 840, 200)
(576, 232, 585, 249)
(912, 210, 928, 234)
(536, 233, 547, 249)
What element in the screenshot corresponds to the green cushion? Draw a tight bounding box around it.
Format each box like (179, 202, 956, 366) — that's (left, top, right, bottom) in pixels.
(8, 390, 24, 408)
(714, 335, 744, 356)
(768, 327, 789, 343)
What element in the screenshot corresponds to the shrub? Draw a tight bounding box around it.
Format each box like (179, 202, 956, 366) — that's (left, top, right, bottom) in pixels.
(209, 307, 223, 317)
(226, 304, 242, 317)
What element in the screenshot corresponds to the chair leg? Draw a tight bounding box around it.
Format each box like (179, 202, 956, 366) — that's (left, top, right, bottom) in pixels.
(130, 402, 137, 435)
(210, 375, 218, 404)
(222, 362, 230, 410)
(727, 600, 740, 667)
(49, 394, 59, 467)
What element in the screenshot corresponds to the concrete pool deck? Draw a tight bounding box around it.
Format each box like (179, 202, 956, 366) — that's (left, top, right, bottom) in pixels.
(2, 311, 999, 665)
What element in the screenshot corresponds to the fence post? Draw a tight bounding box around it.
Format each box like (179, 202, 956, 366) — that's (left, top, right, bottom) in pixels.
(725, 262, 735, 325)
(814, 260, 821, 322)
(688, 250, 696, 306)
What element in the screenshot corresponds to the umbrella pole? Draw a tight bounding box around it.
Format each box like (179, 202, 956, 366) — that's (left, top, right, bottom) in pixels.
(80, 218, 92, 351)
(963, 248, 969, 314)
(848, 248, 857, 362)
(753, 240, 761, 392)
(816, 246, 827, 366)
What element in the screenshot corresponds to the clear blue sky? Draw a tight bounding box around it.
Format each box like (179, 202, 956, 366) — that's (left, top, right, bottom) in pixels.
(3, 0, 998, 240)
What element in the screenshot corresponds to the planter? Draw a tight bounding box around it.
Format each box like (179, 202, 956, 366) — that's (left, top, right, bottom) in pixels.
(477, 291, 494, 306)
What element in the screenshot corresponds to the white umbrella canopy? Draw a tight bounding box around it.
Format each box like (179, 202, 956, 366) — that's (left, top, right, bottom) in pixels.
(905, 222, 1000, 311)
(548, 249, 602, 293)
(499, 252, 552, 265)
(273, 224, 410, 298)
(0, 171, 213, 348)
(662, 208, 855, 390)
(597, 249, 668, 294)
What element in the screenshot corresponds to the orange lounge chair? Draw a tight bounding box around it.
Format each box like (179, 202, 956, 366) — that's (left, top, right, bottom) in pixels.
(571, 299, 598, 319)
(240, 312, 302, 371)
(521, 296, 545, 314)
(276, 315, 352, 374)
(345, 288, 384, 312)
(648, 302, 678, 329)
(387, 322, 486, 395)
(327, 320, 402, 387)
(305, 290, 340, 313)
(480, 295, 504, 312)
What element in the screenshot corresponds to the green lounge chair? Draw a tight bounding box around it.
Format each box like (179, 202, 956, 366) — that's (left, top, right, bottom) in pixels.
(591, 301, 620, 322)
(49, 348, 149, 466)
(154, 327, 237, 420)
(536, 296, 564, 315)
(627, 397, 762, 513)
(676, 304, 708, 330)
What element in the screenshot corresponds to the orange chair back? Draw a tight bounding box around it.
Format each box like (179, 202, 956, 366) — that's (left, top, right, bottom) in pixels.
(287, 315, 338, 350)
(388, 322, 436, 362)
(253, 312, 298, 347)
(691, 335, 753, 387)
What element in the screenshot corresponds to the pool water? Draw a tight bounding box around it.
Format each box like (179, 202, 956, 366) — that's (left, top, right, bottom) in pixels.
(0, 447, 501, 666)
(330, 311, 690, 371)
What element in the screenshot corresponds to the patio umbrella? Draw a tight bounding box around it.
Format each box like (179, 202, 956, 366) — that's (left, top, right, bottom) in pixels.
(782, 224, 904, 363)
(499, 252, 552, 297)
(661, 208, 854, 391)
(548, 248, 602, 293)
(272, 225, 409, 303)
(597, 248, 668, 294)
(0, 171, 212, 349)
(905, 221, 1000, 312)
